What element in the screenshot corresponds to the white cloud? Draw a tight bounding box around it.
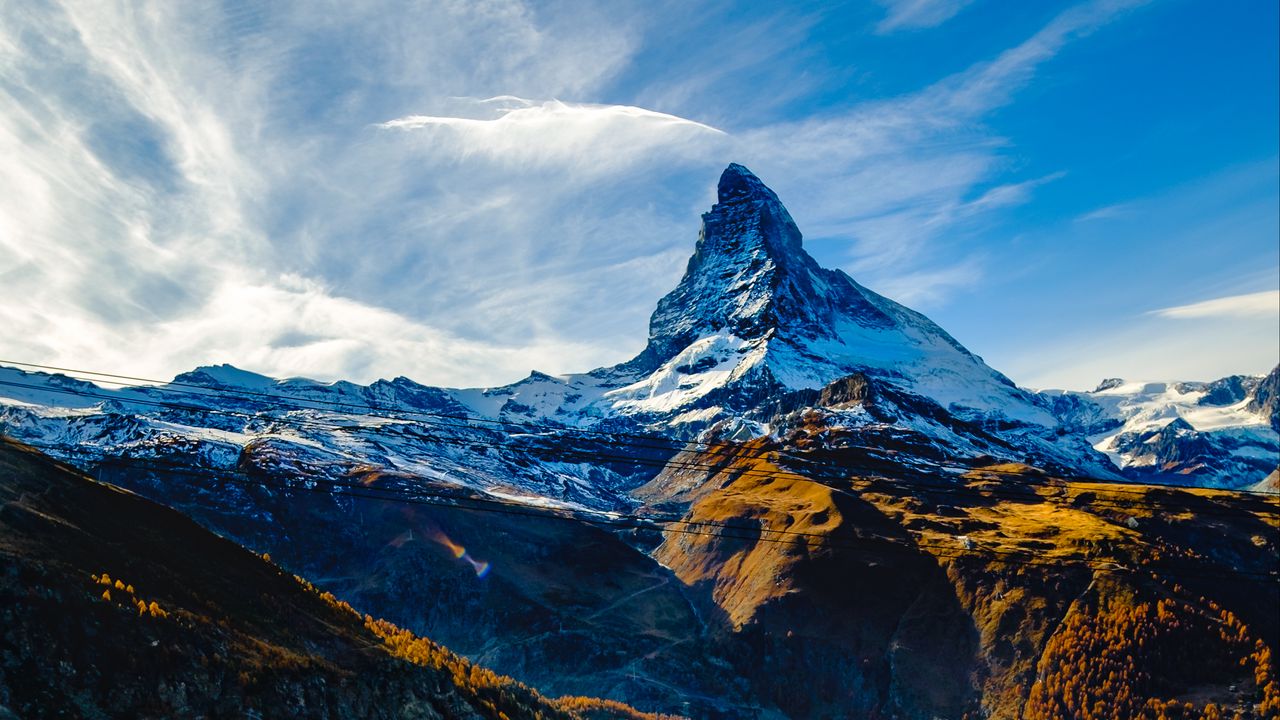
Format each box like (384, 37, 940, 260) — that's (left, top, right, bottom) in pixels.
(1075, 202, 1134, 222)
(876, 0, 976, 32)
(378, 98, 724, 174)
(0, 0, 663, 387)
(1149, 290, 1280, 320)
(0, 273, 617, 386)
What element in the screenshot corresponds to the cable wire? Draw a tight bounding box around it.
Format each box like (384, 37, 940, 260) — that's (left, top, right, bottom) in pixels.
(5, 359, 1277, 499)
(3, 378, 1276, 525)
(11, 439, 1277, 585)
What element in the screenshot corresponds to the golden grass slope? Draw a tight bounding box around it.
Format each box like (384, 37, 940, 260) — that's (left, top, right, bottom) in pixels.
(644, 418, 1280, 719)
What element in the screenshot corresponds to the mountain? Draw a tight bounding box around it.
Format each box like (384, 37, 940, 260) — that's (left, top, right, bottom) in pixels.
(1038, 366, 1280, 488)
(6, 429, 1277, 719)
(0, 438, 668, 720)
(454, 165, 1113, 478)
(619, 165, 1046, 421)
(0, 164, 1122, 508)
(1, 164, 1278, 718)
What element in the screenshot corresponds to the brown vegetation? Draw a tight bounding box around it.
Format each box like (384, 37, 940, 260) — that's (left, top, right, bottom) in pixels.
(646, 416, 1280, 719)
(1021, 577, 1277, 719)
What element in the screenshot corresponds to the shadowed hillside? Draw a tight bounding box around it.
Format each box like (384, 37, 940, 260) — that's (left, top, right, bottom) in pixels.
(0, 438, 675, 720)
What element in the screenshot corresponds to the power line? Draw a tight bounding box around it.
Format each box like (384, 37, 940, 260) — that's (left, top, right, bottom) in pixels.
(0, 358, 735, 456)
(11, 439, 1278, 584)
(2, 377, 1275, 524)
(0, 375, 1276, 528)
(5, 358, 1277, 500)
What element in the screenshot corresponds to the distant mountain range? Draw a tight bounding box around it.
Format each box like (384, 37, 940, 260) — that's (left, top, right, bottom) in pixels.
(1040, 368, 1279, 489)
(1, 165, 1276, 718)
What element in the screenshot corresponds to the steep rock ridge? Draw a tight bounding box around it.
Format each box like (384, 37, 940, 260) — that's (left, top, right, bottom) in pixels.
(1197, 374, 1260, 407)
(1040, 365, 1280, 488)
(1248, 365, 1280, 432)
(603, 164, 1059, 431)
(633, 163, 894, 369)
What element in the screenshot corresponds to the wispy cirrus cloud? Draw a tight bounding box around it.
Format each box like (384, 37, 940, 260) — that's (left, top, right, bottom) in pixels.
(721, 0, 1146, 305)
(0, 0, 1167, 388)
(0, 0, 659, 385)
(1149, 290, 1280, 320)
(875, 0, 976, 32)
(1075, 202, 1134, 222)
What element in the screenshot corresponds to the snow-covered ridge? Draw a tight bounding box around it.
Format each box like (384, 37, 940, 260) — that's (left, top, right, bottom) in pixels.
(1038, 368, 1279, 488)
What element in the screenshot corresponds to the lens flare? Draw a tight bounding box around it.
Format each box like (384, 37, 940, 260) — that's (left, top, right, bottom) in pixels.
(428, 528, 491, 578)
(429, 529, 466, 559)
(465, 556, 491, 578)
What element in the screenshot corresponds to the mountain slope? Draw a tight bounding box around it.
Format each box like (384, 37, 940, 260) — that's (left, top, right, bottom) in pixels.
(0, 438, 669, 720)
(36, 440, 770, 718)
(640, 411, 1280, 719)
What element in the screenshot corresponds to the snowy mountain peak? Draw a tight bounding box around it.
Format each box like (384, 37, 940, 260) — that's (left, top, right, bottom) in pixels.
(717, 161, 763, 194)
(607, 164, 1073, 441)
(710, 163, 805, 261)
(1093, 378, 1125, 393)
(1040, 367, 1279, 488)
(701, 163, 835, 287)
(636, 164, 894, 372)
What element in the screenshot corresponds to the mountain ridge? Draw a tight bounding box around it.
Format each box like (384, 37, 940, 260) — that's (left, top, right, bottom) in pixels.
(0, 164, 1273, 493)
(1039, 366, 1279, 488)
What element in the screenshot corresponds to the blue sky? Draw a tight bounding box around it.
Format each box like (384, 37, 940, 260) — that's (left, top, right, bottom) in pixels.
(0, 0, 1276, 390)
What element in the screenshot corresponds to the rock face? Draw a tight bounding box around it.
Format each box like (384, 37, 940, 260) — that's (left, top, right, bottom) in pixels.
(1248, 365, 1280, 432)
(637, 163, 895, 369)
(1198, 374, 1259, 407)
